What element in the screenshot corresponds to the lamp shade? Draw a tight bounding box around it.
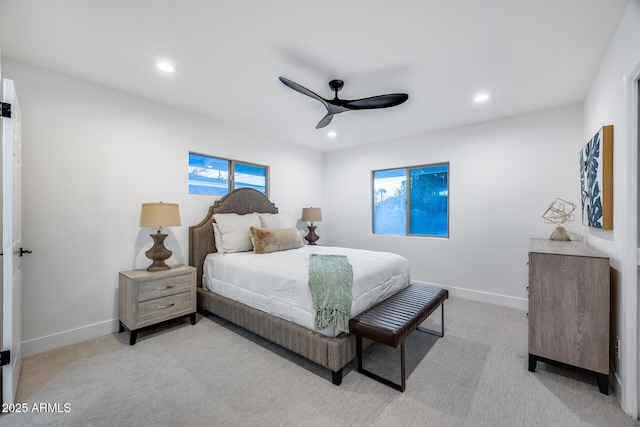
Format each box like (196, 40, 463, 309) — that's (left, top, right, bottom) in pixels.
(301, 207, 322, 223)
(139, 203, 181, 228)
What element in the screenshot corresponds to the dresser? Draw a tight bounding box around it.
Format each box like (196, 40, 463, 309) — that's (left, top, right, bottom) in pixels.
(119, 265, 197, 345)
(528, 238, 610, 394)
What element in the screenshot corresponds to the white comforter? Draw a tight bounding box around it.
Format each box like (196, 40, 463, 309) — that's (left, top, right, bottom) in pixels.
(203, 245, 410, 337)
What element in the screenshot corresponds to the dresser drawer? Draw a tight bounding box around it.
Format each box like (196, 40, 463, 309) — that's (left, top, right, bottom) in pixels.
(137, 273, 192, 302)
(138, 291, 193, 324)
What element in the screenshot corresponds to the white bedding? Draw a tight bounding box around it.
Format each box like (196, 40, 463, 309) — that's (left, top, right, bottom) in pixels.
(203, 245, 410, 337)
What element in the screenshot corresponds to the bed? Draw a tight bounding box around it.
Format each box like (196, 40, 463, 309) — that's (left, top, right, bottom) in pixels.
(189, 188, 410, 385)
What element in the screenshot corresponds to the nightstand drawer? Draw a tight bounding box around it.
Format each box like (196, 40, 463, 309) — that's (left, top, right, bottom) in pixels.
(138, 273, 192, 302)
(138, 291, 193, 324)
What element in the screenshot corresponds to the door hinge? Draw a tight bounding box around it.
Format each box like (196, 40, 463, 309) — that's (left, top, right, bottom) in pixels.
(1, 102, 10, 118)
(0, 350, 10, 366)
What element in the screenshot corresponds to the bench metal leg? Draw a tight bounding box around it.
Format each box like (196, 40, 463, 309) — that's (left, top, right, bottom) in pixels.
(354, 302, 446, 392)
(356, 334, 406, 392)
(417, 303, 445, 337)
(400, 342, 406, 391)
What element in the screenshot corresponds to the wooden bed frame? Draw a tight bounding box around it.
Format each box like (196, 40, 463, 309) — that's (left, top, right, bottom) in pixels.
(188, 188, 356, 385)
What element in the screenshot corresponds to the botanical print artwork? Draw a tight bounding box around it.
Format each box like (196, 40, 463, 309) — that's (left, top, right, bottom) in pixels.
(580, 125, 613, 229)
(580, 130, 603, 227)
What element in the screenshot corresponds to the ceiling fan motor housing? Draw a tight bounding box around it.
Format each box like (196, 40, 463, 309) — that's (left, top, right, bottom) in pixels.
(329, 79, 344, 92)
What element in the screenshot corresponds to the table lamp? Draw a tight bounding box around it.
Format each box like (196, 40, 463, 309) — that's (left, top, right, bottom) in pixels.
(301, 207, 322, 245)
(140, 202, 181, 271)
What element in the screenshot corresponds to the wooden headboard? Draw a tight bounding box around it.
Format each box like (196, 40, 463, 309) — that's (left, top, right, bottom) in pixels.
(188, 188, 278, 287)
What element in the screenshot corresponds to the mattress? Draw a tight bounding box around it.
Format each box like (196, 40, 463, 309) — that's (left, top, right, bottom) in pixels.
(203, 245, 411, 337)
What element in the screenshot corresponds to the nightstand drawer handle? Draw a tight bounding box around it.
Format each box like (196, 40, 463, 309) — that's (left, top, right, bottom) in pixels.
(157, 303, 175, 309)
(155, 285, 175, 290)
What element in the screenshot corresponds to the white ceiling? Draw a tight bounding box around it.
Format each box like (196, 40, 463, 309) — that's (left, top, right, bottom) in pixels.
(0, 0, 629, 152)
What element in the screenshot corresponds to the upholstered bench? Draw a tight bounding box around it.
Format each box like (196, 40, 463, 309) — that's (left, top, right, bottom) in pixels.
(349, 283, 448, 391)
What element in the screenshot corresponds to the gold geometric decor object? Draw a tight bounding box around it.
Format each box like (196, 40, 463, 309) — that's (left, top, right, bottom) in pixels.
(542, 198, 576, 241)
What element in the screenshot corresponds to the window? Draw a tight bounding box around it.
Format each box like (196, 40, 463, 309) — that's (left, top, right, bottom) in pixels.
(189, 152, 268, 196)
(188, 153, 229, 195)
(233, 162, 268, 193)
(372, 163, 449, 237)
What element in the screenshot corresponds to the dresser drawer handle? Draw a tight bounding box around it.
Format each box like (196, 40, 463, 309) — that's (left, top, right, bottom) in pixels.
(157, 303, 175, 310)
(154, 285, 175, 290)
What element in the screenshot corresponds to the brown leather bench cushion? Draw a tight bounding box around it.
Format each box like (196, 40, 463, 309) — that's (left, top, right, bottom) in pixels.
(349, 283, 448, 348)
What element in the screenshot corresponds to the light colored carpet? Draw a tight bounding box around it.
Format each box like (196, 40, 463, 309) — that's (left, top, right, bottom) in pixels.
(0, 297, 637, 427)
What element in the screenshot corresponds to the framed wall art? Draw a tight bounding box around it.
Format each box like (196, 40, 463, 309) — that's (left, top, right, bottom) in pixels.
(579, 125, 613, 229)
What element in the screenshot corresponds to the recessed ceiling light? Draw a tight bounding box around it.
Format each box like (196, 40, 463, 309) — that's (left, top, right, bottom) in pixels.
(156, 61, 176, 73)
(327, 131, 337, 138)
(473, 93, 490, 103)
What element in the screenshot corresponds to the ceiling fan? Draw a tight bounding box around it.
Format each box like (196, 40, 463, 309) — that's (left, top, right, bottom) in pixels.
(279, 77, 409, 129)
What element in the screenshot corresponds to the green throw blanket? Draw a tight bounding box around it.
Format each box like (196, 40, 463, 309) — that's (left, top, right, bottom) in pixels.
(308, 254, 353, 332)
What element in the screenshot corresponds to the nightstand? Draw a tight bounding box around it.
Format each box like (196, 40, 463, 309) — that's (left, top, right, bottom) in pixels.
(118, 265, 196, 345)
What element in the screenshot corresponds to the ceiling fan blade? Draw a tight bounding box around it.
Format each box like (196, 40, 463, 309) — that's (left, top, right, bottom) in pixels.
(343, 93, 409, 110)
(280, 77, 409, 129)
(315, 113, 334, 129)
(279, 77, 329, 108)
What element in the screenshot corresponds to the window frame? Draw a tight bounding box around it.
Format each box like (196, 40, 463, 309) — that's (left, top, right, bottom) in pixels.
(371, 162, 449, 238)
(188, 152, 270, 197)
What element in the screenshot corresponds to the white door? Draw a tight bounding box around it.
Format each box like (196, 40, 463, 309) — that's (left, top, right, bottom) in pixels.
(2, 78, 23, 404)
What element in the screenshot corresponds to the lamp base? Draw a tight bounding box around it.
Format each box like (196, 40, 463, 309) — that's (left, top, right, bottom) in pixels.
(304, 225, 319, 245)
(145, 232, 173, 271)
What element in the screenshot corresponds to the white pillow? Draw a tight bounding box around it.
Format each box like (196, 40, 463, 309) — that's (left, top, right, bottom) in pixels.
(258, 212, 291, 229)
(212, 223, 223, 253)
(213, 213, 261, 253)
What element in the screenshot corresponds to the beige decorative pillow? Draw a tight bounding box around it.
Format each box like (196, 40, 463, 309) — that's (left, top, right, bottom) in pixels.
(249, 226, 304, 254)
(213, 213, 261, 253)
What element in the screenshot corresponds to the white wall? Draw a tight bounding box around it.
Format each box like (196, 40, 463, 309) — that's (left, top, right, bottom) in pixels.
(324, 104, 584, 310)
(1, 59, 325, 357)
(583, 0, 640, 417)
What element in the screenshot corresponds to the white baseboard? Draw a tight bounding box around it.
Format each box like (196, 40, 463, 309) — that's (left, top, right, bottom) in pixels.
(412, 280, 528, 311)
(22, 284, 527, 358)
(21, 318, 119, 358)
(611, 362, 622, 405)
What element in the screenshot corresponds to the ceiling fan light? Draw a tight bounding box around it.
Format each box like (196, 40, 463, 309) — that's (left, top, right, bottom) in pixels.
(327, 131, 337, 138)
